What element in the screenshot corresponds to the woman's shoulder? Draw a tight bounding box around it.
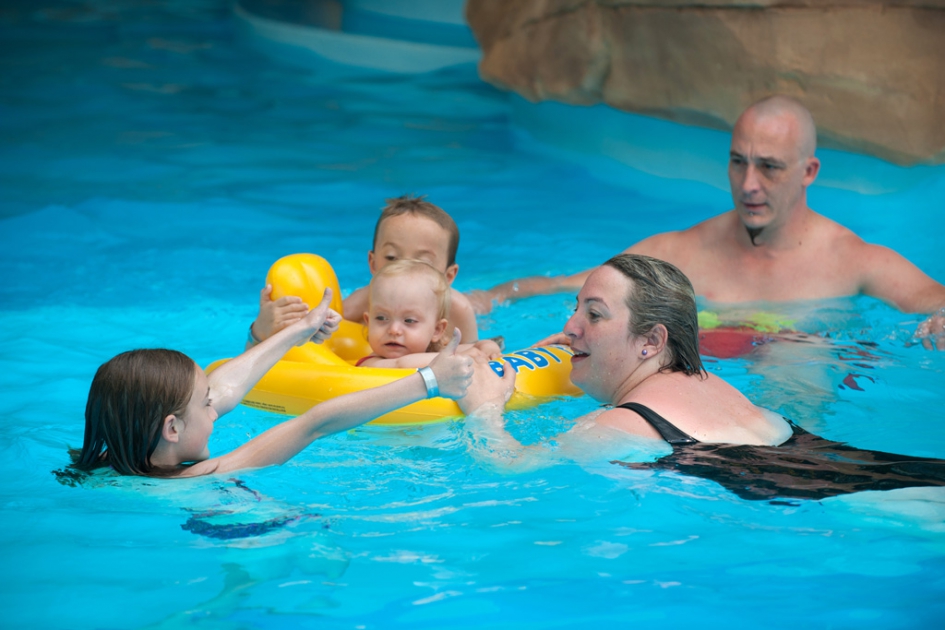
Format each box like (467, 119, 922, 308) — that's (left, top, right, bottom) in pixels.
(621, 372, 788, 445)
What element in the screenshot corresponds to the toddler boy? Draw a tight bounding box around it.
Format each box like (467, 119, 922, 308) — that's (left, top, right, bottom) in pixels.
(248, 194, 479, 347)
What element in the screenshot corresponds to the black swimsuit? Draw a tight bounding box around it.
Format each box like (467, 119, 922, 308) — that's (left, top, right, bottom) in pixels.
(615, 402, 945, 502)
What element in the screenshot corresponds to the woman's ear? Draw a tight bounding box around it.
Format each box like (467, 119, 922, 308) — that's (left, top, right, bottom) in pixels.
(642, 323, 669, 356)
(432, 318, 449, 343)
(161, 414, 181, 444)
(444, 263, 459, 284)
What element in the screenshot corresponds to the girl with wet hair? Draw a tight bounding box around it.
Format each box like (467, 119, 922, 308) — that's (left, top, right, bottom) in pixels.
(73, 289, 473, 478)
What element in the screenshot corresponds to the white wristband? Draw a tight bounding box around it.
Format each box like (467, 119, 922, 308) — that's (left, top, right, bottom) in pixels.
(417, 366, 439, 398)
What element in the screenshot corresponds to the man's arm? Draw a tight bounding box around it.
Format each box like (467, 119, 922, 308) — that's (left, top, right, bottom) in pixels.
(859, 243, 945, 350)
(464, 229, 688, 314)
(859, 244, 945, 313)
(466, 270, 592, 314)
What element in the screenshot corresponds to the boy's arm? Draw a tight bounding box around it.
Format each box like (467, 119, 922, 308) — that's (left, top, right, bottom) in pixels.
(246, 285, 310, 350)
(342, 286, 369, 323)
(449, 290, 480, 342)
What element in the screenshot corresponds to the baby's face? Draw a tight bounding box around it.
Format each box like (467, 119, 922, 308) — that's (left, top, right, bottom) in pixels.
(366, 273, 446, 358)
(370, 214, 456, 282)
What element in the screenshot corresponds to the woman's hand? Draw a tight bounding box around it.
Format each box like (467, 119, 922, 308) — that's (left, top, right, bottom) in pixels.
(458, 356, 516, 415)
(427, 329, 475, 399)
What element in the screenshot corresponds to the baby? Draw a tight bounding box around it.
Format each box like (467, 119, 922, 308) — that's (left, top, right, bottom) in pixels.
(249, 195, 479, 348)
(358, 260, 500, 369)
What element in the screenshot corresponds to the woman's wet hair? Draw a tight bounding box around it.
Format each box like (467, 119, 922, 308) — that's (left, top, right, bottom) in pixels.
(603, 254, 706, 377)
(72, 349, 197, 476)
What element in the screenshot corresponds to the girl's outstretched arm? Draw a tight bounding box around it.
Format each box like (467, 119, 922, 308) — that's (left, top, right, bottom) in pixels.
(209, 288, 341, 416)
(186, 330, 473, 476)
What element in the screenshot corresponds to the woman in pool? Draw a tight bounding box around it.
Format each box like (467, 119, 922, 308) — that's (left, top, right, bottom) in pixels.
(464, 253, 792, 445)
(357, 259, 501, 369)
(460, 254, 945, 500)
(73, 289, 474, 478)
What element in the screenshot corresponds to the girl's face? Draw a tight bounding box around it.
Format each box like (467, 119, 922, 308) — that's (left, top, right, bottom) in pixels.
(365, 273, 448, 358)
(562, 266, 645, 403)
(175, 367, 218, 463)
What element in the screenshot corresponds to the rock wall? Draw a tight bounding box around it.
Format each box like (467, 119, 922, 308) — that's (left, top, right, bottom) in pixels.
(466, 0, 945, 165)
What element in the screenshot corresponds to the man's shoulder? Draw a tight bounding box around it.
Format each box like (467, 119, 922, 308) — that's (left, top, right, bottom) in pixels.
(630, 212, 732, 256)
(806, 210, 867, 250)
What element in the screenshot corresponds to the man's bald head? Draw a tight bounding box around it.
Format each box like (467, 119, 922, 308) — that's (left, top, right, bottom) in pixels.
(737, 95, 818, 160)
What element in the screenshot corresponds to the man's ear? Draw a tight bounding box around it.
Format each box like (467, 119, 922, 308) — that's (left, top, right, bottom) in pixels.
(432, 318, 449, 343)
(368, 250, 378, 275)
(161, 414, 181, 444)
(803, 156, 821, 186)
(444, 263, 459, 284)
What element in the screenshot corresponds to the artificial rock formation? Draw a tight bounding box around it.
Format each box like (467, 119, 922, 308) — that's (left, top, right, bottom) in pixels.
(466, 0, 945, 165)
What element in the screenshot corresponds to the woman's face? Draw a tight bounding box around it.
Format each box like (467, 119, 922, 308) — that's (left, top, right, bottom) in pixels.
(563, 266, 644, 402)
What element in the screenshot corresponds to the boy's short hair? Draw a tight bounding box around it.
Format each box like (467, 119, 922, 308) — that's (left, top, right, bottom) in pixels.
(370, 259, 451, 322)
(372, 194, 460, 267)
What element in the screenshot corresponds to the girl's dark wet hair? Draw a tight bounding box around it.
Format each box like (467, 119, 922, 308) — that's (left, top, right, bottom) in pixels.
(72, 349, 197, 476)
(603, 254, 706, 378)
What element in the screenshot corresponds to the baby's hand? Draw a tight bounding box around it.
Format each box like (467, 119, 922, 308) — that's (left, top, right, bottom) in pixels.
(472, 339, 503, 360)
(253, 284, 310, 341)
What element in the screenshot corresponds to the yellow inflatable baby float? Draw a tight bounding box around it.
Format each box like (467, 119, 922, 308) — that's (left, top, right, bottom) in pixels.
(206, 254, 581, 425)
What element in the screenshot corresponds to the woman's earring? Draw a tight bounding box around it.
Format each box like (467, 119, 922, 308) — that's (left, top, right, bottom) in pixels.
(642, 349, 648, 357)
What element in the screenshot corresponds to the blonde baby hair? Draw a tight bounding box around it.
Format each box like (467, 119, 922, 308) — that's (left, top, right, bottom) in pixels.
(369, 259, 451, 351)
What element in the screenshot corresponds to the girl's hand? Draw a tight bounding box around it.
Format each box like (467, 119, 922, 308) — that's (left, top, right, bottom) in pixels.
(297, 288, 340, 345)
(427, 329, 475, 399)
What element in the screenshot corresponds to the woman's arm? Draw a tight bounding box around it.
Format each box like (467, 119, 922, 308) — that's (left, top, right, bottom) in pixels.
(457, 358, 560, 472)
(210, 289, 341, 416)
(187, 330, 474, 475)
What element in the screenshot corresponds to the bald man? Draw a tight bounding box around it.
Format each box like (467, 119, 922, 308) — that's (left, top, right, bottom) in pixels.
(472, 95, 945, 349)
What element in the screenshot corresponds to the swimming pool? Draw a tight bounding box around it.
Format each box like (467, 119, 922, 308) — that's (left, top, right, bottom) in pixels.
(1, 1, 944, 627)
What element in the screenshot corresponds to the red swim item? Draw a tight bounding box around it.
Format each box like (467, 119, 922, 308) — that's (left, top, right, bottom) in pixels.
(698, 327, 775, 359)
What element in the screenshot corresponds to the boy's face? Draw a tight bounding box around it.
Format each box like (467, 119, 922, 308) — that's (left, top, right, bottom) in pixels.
(369, 214, 458, 283)
(364, 273, 448, 358)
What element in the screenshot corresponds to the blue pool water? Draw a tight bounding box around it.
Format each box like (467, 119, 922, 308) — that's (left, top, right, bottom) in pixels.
(2, 2, 944, 628)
